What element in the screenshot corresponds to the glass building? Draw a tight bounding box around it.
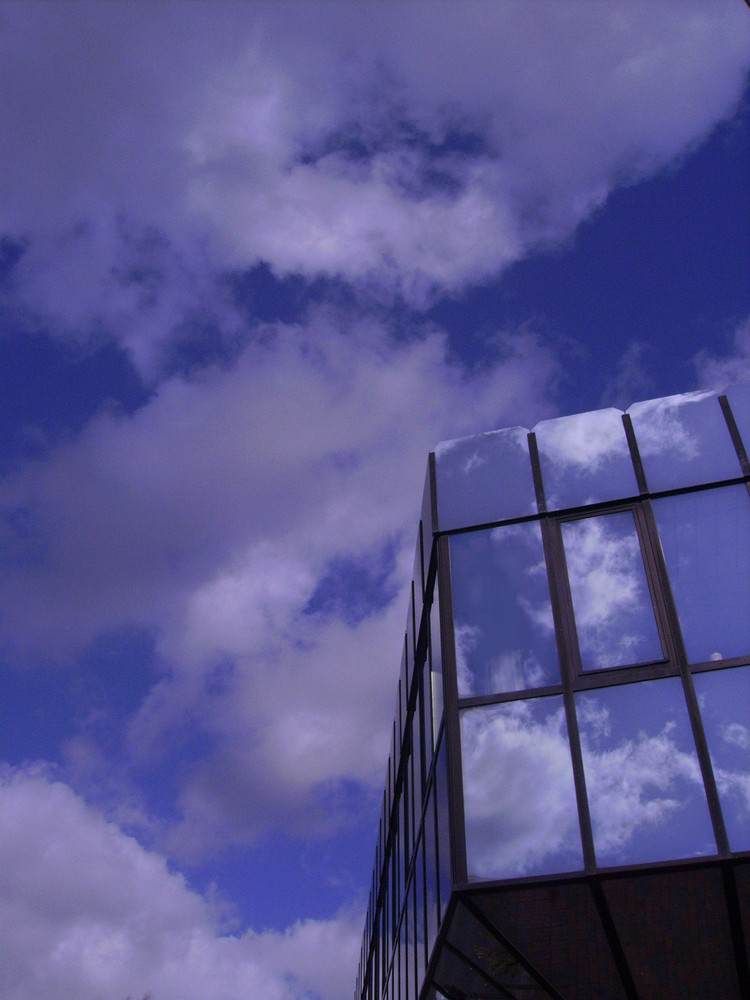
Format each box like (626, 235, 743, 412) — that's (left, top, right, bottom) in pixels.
(354, 385, 750, 1000)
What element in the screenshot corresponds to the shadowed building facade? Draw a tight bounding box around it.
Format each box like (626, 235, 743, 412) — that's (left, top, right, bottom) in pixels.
(354, 384, 750, 1000)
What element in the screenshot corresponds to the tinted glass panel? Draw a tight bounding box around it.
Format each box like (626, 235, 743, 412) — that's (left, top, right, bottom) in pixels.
(433, 941, 506, 1000)
(434, 734, 452, 920)
(653, 485, 750, 664)
(475, 883, 627, 1000)
(450, 524, 560, 697)
(423, 783, 439, 961)
(724, 381, 750, 464)
(434, 427, 536, 531)
(576, 678, 716, 866)
(461, 697, 583, 880)
(561, 510, 663, 671)
(534, 407, 638, 510)
(628, 390, 741, 491)
(693, 666, 750, 852)
(429, 594, 443, 746)
(447, 901, 556, 999)
(603, 868, 742, 1000)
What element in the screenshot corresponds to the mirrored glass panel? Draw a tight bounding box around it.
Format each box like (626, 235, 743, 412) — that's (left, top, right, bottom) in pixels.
(423, 784, 439, 959)
(561, 510, 663, 671)
(653, 485, 750, 664)
(576, 677, 716, 866)
(628, 390, 742, 492)
(450, 523, 560, 697)
(724, 381, 750, 465)
(461, 697, 583, 880)
(434, 427, 536, 531)
(534, 407, 638, 510)
(434, 734, 452, 920)
(420, 464, 434, 587)
(429, 594, 443, 745)
(412, 528, 424, 636)
(693, 666, 750, 852)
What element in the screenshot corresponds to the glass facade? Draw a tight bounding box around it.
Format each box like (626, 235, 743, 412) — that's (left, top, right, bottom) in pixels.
(356, 385, 750, 1000)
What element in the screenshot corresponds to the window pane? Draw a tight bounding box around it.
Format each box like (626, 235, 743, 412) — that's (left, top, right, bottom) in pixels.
(434, 427, 536, 531)
(423, 783, 439, 960)
(434, 734, 452, 920)
(460, 697, 583, 880)
(653, 485, 750, 664)
(534, 407, 638, 511)
(628, 390, 741, 492)
(724, 381, 750, 464)
(450, 523, 560, 697)
(562, 510, 663, 671)
(429, 594, 443, 747)
(576, 678, 716, 866)
(694, 666, 750, 852)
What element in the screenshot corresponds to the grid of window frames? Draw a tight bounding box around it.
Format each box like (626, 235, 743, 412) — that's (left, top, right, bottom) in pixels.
(355, 385, 750, 1000)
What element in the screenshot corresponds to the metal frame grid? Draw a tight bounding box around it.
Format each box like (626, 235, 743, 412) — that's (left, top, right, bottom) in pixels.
(355, 390, 750, 1000)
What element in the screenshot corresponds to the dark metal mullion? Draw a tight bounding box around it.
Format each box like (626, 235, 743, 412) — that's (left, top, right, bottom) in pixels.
(457, 683, 564, 710)
(460, 895, 567, 1000)
(622, 413, 648, 496)
(640, 497, 731, 857)
(632, 502, 679, 667)
(541, 517, 596, 873)
(528, 433, 596, 873)
(436, 535, 468, 888)
(719, 393, 750, 477)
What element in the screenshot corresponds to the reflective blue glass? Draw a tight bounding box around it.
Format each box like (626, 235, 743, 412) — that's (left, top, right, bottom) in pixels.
(576, 677, 716, 866)
(460, 697, 582, 880)
(534, 407, 638, 510)
(434, 427, 536, 531)
(653, 485, 750, 664)
(450, 524, 560, 697)
(562, 510, 663, 671)
(693, 666, 750, 852)
(724, 382, 750, 464)
(628, 390, 741, 492)
(429, 594, 443, 745)
(434, 734, 452, 920)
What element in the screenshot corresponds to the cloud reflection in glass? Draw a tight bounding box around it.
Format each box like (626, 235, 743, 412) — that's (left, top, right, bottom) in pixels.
(561, 511, 663, 671)
(577, 678, 715, 866)
(461, 697, 583, 880)
(450, 524, 560, 697)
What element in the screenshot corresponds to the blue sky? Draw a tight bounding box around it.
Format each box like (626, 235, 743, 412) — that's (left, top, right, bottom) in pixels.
(0, 3, 749, 998)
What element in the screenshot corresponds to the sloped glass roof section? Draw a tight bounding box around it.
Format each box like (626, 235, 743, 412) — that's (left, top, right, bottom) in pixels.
(628, 389, 742, 491)
(434, 427, 536, 531)
(534, 407, 638, 510)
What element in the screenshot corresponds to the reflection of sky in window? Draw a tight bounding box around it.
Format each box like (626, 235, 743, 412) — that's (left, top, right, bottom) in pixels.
(434, 427, 536, 531)
(694, 666, 750, 852)
(450, 524, 560, 697)
(576, 678, 715, 866)
(724, 382, 750, 465)
(562, 511, 662, 671)
(629, 390, 741, 492)
(654, 485, 750, 664)
(534, 407, 638, 510)
(461, 697, 582, 880)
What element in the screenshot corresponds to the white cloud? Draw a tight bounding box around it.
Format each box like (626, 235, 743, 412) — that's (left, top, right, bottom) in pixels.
(1, 2, 748, 363)
(461, 700, 581, 879)
(0, 311, 556, 851)
(695, 316, 750, 389)
(0, 765, 359, 1000)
